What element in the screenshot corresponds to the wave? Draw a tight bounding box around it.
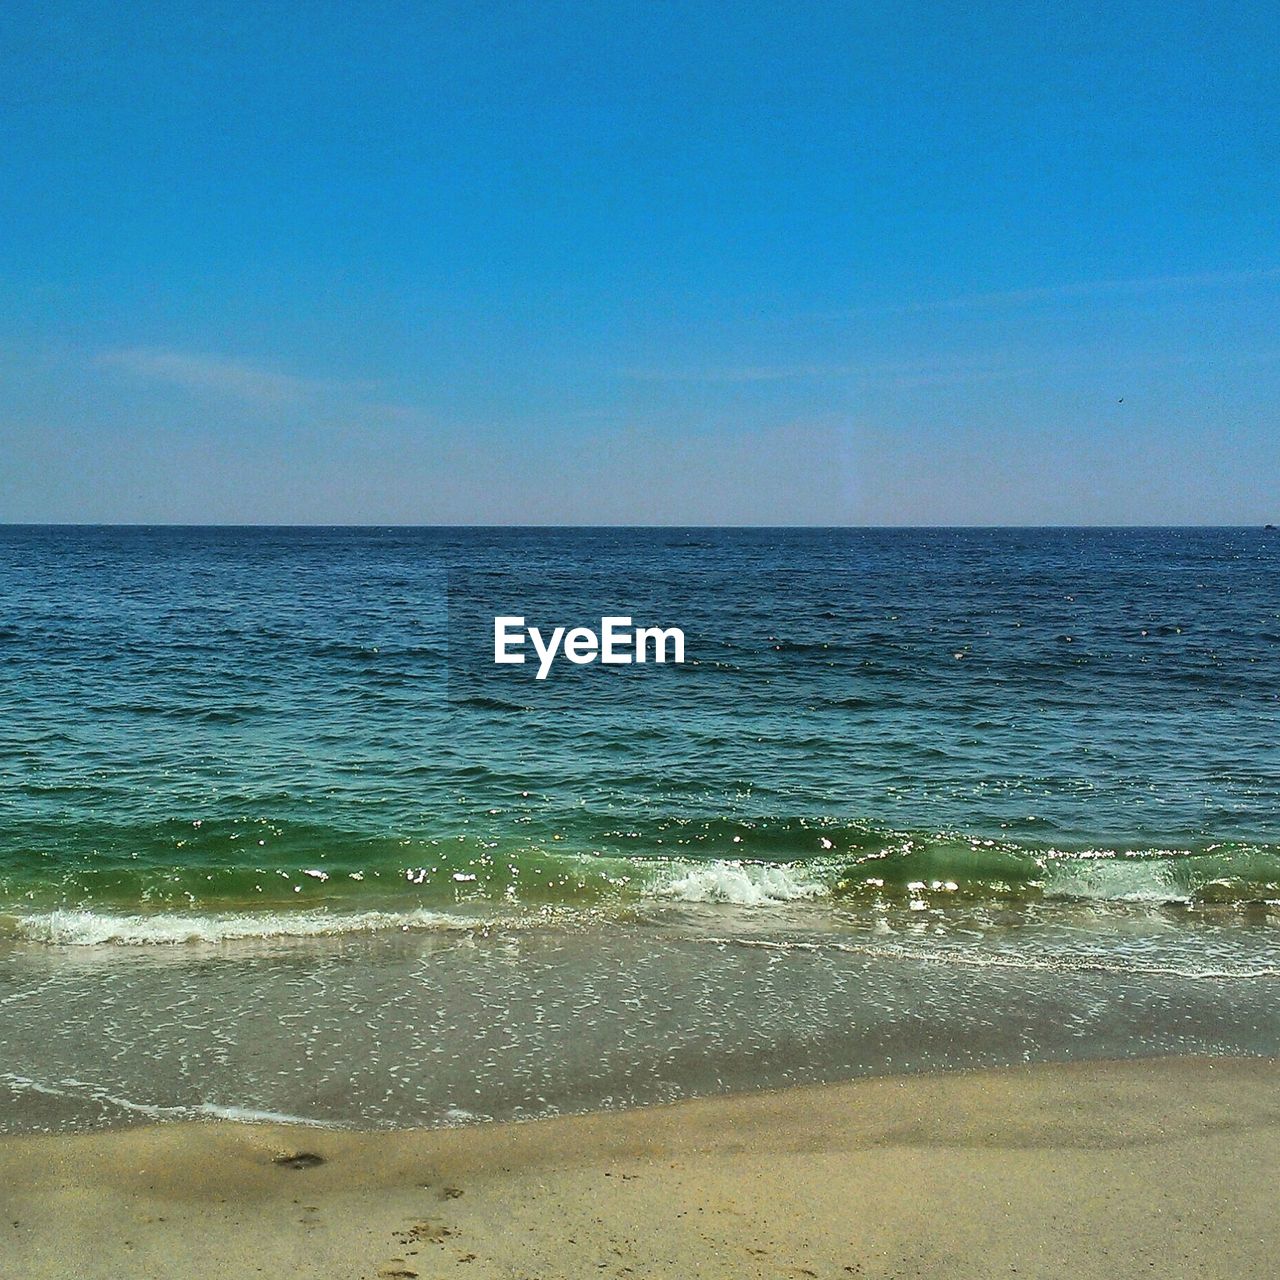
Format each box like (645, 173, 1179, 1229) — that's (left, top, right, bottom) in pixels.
(699, 936, 1280, 981)
(3, 816, 1280, 943)
(6, 835, 1280, 945)
(644, 843, 1280, 909)
(3, 860, 823, 945)
(10, 906, 463, 946)
(649, 860, 827, 905)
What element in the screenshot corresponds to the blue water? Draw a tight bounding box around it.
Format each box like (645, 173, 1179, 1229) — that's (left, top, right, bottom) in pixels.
(0, 525, 1277, 939)
(3, 525, 1280, 1134)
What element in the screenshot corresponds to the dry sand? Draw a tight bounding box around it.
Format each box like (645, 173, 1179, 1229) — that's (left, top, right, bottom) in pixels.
(3, 1056, 1278, 1279)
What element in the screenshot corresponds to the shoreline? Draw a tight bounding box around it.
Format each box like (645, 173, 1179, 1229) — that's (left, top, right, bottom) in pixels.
(4, 1055, 1278, 1278)
(7, 913, 1280, 1137)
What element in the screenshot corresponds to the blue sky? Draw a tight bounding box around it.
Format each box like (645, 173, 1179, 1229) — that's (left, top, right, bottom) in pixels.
(1, 1, 1276, 524)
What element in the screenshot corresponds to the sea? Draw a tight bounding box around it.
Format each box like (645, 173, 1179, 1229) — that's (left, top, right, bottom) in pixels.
(1, 525, 1277, 1132)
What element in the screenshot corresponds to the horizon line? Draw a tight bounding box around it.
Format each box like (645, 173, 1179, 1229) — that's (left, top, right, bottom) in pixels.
(0, 522, 1273, 532)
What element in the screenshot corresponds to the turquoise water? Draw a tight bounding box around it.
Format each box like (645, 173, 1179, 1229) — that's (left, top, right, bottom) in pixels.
(2, 525, 1278, 1132)
(0, 525, 1277, 937)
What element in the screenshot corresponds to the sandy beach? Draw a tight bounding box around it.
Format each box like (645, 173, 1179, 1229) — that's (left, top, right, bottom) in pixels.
(3, 1055, 1277, 1279)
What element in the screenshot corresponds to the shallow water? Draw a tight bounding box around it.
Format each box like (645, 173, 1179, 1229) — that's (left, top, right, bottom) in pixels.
(3, 900, 1278, 1134)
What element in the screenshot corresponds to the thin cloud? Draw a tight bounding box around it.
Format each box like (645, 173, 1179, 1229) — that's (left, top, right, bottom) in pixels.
(624, 362, 850, 384)
(623, 343, 1280, 388)
(860, 267, 1280, 317)
(94, 347, 429, 423)
(623, 354, 1045, 387)
(96, 348, 325, 406)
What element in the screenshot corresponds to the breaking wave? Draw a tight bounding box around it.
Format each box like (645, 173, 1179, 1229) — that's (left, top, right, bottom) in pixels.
(649, 860, 827, 905)
(4, 824, 1280, 945)
(9, 906, 463, 946)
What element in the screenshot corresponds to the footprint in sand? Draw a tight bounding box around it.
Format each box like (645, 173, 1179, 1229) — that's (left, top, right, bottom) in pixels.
(394, 1220, 452, 1245)
(272, 1151, 326, 1169)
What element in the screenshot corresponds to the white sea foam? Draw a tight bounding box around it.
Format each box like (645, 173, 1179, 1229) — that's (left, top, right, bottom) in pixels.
(695, 937, 1280, 979)
(0, 1071, 334, 1127)
(649, 860, 828, 906)
(194, 1102, 334, 1126)
(12, 906, 460, 946)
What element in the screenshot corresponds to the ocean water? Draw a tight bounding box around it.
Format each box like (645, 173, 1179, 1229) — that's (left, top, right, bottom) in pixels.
(1, 526, 1278, 1131)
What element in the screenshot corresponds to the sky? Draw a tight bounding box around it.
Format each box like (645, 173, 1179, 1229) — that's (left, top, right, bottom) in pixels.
(1, 0, 1277, 525)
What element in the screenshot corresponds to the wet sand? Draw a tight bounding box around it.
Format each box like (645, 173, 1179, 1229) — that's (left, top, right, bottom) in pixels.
(3, 1056, 1278, 1279)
